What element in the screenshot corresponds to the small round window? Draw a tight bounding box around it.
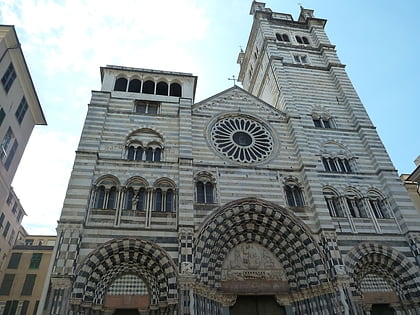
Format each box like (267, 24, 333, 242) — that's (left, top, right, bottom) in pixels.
(232, 131, 252, 147)
(210, 116, 273, 163)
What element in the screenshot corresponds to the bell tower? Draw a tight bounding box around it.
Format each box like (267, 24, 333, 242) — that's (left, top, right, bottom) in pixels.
(236, 2, 420, 313)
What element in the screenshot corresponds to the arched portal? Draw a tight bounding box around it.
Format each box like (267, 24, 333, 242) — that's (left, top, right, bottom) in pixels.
(194, 198, 344, 314)
(71, 238, 178, 313)
(345, 242, 420, 311)
(195, 198, 329, 289)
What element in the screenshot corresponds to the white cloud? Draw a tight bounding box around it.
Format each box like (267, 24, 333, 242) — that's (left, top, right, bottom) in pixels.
(2, 1, 234, 237)
(0, 0, 210, 75)
(0, 0, 212, 234)
(12, 128, 79, 234)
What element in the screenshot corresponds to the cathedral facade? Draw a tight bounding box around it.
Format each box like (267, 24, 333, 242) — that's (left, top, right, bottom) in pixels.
(40, 2, 420, 314)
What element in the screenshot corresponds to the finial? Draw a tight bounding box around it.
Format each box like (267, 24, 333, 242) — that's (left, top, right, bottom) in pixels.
(228, 75, 237, 86)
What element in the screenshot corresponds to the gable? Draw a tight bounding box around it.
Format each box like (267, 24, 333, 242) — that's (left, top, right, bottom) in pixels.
(193, 86, 287, 122)
(191, 87, 290, 167)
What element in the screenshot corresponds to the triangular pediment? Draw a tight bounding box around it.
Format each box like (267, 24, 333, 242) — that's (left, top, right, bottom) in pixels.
(193, 86, 287, 121)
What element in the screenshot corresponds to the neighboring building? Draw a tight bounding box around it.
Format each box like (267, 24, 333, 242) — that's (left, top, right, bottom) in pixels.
(401, 155, 420, 215)
(0, 187, 25, 272)
(0, 25, 47, 274)
(0, 232, 55, 315)
(41, 3, 420, 315)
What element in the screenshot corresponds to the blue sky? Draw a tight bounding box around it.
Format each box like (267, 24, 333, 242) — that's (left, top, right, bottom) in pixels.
(1, 0, 418, 234)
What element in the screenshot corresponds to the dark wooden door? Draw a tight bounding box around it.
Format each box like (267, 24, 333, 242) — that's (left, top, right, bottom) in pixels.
(230, 296, 285, 315)
(371, 304, 394, 315)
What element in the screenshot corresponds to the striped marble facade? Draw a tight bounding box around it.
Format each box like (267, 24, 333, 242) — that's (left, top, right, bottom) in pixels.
(40, 2, 420, 315)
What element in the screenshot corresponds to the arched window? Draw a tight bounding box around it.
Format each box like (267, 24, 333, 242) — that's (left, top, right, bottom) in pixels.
(127, 145, 144, 161)
(135, 147, 143, 161)
(114, 78, 128, 91)
(313, 117, 333, 128)
(107, 187, 117, 209)
(127, 146, 135, 160)
(195, 172, 216, 204)
(369, 199, 386, 219)
(367, 191, 389, 219)
(124, 188, 134, 210)
(321, 141, 355, 175)
(154, 188, 162, 211)
(295, 35, 303, 44)
(284, 178, 304, 207)
(154, 148, 161, 162)
(276, 33, 290, 42)
(128, 79, 141, 92)
(142, 80, 155, 94)
(93, 177, 119, 210)
(346, 190, 366, 218)
(166, 189, 174, 212)
(285, 186, 304, 207)
(322, 157, 352, 173)
(323, 188, 343, 217)
(146, 148, 153, 161)
(153, 179, 176, 212)
(126, 130, 164, 162)
(205, 182, 214, 203)
(128, 146, 161, 162)
(169, 83, 182, 97)
(124, 179, 148, 211)
(302, 36, 309, 44)
(312, 109, 334, 129)
(196, 182, 205, 203)
(94, 186, 105, 208)
(156, 82, 168, 96)
(137, 188, 146, 210)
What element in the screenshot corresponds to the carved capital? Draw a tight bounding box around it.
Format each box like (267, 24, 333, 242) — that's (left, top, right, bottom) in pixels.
(180, 262, 193, 274)
(220, 294, 237, 307)
(179, 227, 194, 236)
(275, 294, 290, 306)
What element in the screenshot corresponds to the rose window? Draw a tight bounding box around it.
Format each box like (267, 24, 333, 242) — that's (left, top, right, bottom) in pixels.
(210, 116, 273, 163)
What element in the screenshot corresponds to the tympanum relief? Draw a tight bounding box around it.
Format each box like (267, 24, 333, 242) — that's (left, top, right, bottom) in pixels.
(222, 242, 286, 281)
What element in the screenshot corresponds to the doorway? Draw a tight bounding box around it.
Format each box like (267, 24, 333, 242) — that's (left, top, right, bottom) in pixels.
(371, 304, 394, 315)
(230, 295, 285, 315)
(113, 309, 141, 315)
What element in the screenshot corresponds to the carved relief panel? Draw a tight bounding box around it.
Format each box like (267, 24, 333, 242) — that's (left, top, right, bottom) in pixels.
(221, 242, 286, 281)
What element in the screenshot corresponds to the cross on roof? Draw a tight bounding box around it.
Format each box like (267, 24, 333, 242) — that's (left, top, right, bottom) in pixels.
(228, 75, 237, 86)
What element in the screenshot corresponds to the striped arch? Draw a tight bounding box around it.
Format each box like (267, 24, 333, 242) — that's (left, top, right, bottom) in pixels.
(94, 263, 157, 305)
(124, 175, 149, 187)
(195, 198, 330, 290)
(126, 127, 165, 143)
(72, 238, 178, 308)
(94, 174, 120, 187)
(345, 242, 420, 301)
